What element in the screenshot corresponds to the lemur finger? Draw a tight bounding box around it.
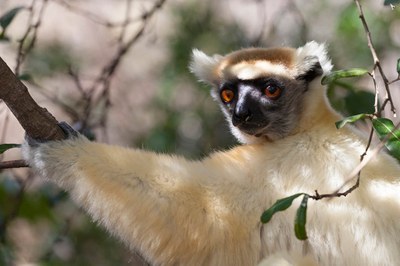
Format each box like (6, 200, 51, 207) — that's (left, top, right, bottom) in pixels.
(58, 122, 79, 138)
(25, 122, 78, 147)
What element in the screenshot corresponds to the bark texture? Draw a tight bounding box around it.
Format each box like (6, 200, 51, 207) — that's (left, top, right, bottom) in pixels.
(0, 57, 65, 141)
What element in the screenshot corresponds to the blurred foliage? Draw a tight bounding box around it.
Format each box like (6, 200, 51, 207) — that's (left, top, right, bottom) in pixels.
(25, 42, 79, 78)
(385, 0, 400, 6)
(138, 3, 249, 157)
(40, 218, 134, 266)
(334, 3, 398, 66)
(328, 4, 400, 116)
(0, 175, 133, 265)
(323, 68, 375, 116)
(0, 0, 400, 265)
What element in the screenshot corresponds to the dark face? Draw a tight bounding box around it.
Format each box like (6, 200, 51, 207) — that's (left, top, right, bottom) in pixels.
(218, 76, 309, 140)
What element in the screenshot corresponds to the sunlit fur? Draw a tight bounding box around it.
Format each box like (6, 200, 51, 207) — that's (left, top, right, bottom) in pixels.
(23, 42, 400, 266)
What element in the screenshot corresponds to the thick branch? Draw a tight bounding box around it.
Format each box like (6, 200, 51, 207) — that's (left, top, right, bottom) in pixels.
(0, 57, 65, 141)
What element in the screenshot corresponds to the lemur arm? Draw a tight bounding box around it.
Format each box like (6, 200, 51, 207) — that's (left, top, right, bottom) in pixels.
(22, 125, 262, 265)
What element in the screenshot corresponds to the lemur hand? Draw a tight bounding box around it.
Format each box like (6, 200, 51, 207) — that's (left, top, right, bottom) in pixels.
(22, 122, 82, 172)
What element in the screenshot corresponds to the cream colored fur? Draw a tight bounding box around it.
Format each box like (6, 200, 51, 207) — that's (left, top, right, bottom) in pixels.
(22, 42, 400, 265)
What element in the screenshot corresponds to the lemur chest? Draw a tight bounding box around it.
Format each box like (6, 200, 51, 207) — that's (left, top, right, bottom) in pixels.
(255, 137, 362, 195)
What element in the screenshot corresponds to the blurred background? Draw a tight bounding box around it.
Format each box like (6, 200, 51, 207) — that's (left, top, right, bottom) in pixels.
(0, 0, 399, 265)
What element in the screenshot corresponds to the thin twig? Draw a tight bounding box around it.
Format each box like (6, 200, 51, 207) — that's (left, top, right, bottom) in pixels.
(82, 0, 167, 132)
(310, 0, 398, 201)
(388, 76, 400, 85)
(91, 0, 166, 92)
(15, 0, 49, 76)
(310, 121, 399, 201)
(0, 160, 29, 170)
(52, 0, 160, 28)
(52, 0, 114, 27)
(354, 0, 396, 115)
(67, 67, 86, 96)
(29, 80, 81, 121)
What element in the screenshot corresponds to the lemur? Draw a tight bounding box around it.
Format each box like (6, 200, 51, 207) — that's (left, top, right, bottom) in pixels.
(23, 42, 400, 265)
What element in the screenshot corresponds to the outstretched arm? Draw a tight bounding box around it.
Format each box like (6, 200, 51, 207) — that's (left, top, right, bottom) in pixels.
(22, 127, 262, 265)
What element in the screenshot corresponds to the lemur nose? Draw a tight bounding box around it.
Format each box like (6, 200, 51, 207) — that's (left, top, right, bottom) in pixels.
(232, 108, 252, 126)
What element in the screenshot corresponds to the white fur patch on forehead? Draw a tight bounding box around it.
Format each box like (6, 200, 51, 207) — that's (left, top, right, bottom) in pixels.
(223, 61, 291, 80)
(295, 41, 333, 75)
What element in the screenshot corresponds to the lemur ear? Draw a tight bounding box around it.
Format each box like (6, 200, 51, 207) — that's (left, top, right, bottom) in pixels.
(190, 49, 222, 85)
(294, 41, 333, 82)
(295, 56, 323, 82)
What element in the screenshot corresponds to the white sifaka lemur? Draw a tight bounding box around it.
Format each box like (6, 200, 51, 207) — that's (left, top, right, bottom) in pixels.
(22, 42, 400, 265)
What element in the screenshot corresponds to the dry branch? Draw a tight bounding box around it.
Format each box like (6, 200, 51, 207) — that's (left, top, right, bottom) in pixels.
(0, 57, 65, 141)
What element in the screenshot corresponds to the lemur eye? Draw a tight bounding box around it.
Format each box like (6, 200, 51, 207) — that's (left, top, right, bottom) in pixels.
(264, 85, 282, 100)
(220, 89, 235, 103)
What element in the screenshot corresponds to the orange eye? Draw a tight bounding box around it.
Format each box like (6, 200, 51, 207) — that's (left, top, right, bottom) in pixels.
(221, 89, 235, 103)
(264, 85, 282, 100)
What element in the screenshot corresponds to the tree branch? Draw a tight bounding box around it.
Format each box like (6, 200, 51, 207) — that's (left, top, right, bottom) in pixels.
(354, 0, 396, 115)
(0, 57, 65, 141)
(0, 160, 28, 169)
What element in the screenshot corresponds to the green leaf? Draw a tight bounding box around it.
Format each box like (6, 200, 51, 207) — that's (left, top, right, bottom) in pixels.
(397, 58, 400, 75)
(261, 193, 304, 224)
(0, 7, 24, 30)
(372, 118, 400, 160)
(335, 114, 368, 129)
(372, 118, 395, 136)
(321, 68, 369, 85)
(0, 143, 20, 154)
(294, 194, 309, 240)
(384, 0, 400, 6)
(344, 90, 375, 115)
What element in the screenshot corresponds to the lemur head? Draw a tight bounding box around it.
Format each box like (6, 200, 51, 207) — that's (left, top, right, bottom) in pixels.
(190, 41, 333, 144)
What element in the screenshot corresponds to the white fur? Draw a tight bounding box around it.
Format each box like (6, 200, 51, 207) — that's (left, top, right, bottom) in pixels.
(295, 41, 333, 75)
(22, 113, 400, 265)
(189, 49, 222, 84)
(22, 43, 400, 266)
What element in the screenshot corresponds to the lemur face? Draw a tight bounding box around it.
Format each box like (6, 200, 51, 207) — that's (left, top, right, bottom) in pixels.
(217, 75, 307, 141)
(190, 42, 331, 143)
